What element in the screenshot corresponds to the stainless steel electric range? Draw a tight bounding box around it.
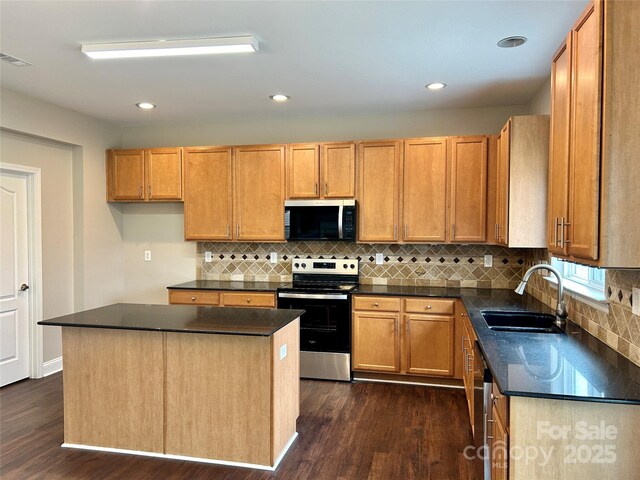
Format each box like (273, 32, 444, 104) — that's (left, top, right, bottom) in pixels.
(277, 258, 359, 382)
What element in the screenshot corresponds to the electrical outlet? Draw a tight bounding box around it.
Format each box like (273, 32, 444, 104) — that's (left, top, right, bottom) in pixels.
(204, 251, 213, 262)
(633, 287, 640, 316)
(144, 250, 151, 262)
(270, 252, 278, 264)
(484, 255, 493, 268)
(280, 344, 287, 360)
(375, 253, 384, 265)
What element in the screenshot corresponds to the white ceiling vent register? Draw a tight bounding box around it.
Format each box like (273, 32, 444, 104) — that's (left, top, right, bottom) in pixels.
(0, 52, 32, 66)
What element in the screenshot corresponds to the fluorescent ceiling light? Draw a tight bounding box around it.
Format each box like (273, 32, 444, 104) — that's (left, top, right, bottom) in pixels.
(425, 82, 447, 90)
(81, 36, 258, 59)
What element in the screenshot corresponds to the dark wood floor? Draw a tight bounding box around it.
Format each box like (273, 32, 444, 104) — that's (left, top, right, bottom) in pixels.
(1, 373, 475, 479)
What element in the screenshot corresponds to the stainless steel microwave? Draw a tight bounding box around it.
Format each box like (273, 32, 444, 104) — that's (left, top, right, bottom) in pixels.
(284, 199, 356, 241)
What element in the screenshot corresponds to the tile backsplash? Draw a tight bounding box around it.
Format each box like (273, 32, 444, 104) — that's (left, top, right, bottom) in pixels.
(524, 249, 640, 367)
(197, 242, 524, 288)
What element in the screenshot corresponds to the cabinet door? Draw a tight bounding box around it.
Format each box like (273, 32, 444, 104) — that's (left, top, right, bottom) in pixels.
(548, 36, 572, 255)
(496, 123, 510, 245)
(402, 138, 448, 242)
(107, 149, 145, 201)
(405, 314, 454, 376)
(321, 142, 356, 198)
(568, 2, 603, 261)
(352, 311, 400, 372)
(491, 404, 509, 480)
(449, 136, 488, 242)
(357, 141, 402, 242)
(183, 147, 233, 240)
(234, 145, 285, 241)
(287, 144, 319, 198)
(146, 148, 183, 201)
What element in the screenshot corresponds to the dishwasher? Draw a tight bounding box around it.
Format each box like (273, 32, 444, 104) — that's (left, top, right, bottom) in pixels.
(473, 340, 493, 480)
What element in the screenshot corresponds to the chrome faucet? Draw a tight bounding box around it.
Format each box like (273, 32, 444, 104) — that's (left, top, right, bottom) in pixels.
(515, 264, 568, 319)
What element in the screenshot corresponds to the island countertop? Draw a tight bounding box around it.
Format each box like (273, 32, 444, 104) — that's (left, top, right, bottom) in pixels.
(38, 303, 305, 337)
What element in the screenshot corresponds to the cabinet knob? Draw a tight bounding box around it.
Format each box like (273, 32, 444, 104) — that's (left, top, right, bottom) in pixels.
(373, 302, 379, 307)
(191, 296, 196, 301)
(246, 298, 251, 303)
(426, 305, 432, 309)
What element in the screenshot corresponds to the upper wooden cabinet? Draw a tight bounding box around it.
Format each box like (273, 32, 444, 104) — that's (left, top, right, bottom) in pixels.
(286, 142, 355, 199)
(357, 141, 402, 243)
(107, 148, 183, 202)
(402, 138, 448, 242)
(449, 136, 488, 243)
(548, 0, 640, 267)
(183, 147, 233, 241)
(234, 145, 285, 241)
(491, 116, 550, 248)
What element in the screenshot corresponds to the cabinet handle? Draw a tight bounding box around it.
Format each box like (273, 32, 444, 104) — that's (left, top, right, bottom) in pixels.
(461, 313, 467, 317)
(553, 217, 559, 247)
(148, 185, 151, 197)
(463, 350, 468, 374)
(237, 225, 240, 238)
(227, 224, 231, 238)
(394, 224, 397, 240)
(404, 225, 408, 239)
(314, 183, 318, 196)
(561, 217, 572, 245)
(139, 185, 143, 198)
(467, 352, 473, 372)
(486, 416, 494, 440)
(494, 223, 498, 241)
(325, 183, 328, 195)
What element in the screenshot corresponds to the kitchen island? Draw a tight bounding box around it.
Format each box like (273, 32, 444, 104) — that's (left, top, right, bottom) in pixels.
(39, 303, 304, 470)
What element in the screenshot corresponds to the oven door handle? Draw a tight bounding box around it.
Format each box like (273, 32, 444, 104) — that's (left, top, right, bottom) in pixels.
(278, 292, 348, 300)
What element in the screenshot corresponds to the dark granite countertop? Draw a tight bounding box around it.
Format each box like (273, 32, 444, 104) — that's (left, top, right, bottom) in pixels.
(38, 303, 304, 337)
(167, 280, 288, 292)
(355, 285, 640, 404)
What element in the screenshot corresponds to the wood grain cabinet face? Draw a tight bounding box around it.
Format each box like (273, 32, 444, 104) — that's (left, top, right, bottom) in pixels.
(286, 143, 355, 199)
(107, 149, 145, 201)
(404, 314, 454, 377)
(402, 138, 448, 243)
(491, 403, 509, 480)
(357, 141, 402, 243)
(233, 145, 285, 241)
(107, 148, 182, 202)
(183, 147, 233, 240)
(352, 311, 400, 373)
(496, 123, 510, 246)
(449, 136, 488, 243)
(548, 37, 572, 256)
(567, 2, 602, 262)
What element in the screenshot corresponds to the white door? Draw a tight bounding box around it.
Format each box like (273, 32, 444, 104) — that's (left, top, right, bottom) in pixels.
(0, 172, 30, 387)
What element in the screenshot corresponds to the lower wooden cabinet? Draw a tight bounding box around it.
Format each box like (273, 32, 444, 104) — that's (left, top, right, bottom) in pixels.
(491, 401, 509, 480)
(168, 290, 275, 308)
(352, 295, 458, 378)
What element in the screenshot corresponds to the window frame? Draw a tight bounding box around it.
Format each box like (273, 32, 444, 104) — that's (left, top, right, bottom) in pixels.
(548, 257, 608, 308)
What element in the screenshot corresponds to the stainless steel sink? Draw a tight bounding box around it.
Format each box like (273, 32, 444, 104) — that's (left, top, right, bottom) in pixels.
(481, 310, 563, 334)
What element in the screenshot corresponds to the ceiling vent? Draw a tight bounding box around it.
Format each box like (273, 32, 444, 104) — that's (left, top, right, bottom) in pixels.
(0, 52, 33, 67)
(497, 36, 527, 48)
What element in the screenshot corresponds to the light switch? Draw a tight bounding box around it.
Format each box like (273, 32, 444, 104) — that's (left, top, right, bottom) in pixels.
(633, 287, 640, 316)
(204, 251, 213, 262)
(270, 252, 278, 264)
(375, 253, 384, 265)
(280, 344, 287, 360)
(484, 255, 493, 268)
(144, 250, 151, 262)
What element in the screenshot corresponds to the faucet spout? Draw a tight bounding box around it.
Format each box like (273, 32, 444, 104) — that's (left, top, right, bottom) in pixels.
(514, 263, 568, 318)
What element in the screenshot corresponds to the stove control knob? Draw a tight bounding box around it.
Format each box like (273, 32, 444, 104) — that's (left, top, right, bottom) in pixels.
(350, 264, 355, 269)
(343, 263, 348, 269)
(301, 263, 307, 269)
(294, 263, 300, 269)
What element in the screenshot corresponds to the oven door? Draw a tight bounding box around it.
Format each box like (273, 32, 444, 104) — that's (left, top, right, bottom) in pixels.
(277, 292, 351, 353)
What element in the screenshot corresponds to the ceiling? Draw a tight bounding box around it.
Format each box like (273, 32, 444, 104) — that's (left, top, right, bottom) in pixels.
(0, 0, 587, 126)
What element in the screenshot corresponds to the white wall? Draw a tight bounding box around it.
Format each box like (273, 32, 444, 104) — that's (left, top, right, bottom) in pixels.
(1, 131, 74, 361)
(118, 103, 531, 303)
(529, 76, 552, 115)
(0, 87, 122, 362)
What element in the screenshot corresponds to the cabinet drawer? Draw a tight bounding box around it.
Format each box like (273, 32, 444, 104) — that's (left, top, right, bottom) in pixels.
(492, 381, 509, 429)
(168, 290, 220, 305)
(353, 296, 401, 312)
(222, 292, 276, 308)
(404, 298, 454, 315)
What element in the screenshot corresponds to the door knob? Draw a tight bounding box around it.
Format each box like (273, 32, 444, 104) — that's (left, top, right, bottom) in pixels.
(20, 284, 29, 291)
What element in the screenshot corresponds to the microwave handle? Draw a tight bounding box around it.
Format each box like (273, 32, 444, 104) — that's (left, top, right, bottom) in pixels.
(338, 204, 344, 239)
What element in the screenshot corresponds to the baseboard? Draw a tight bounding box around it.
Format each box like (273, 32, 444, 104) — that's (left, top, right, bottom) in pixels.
(42, 356, 62, 377)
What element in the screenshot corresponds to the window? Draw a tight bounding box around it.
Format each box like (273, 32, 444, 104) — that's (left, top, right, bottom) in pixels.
(550, 257, 606, 302)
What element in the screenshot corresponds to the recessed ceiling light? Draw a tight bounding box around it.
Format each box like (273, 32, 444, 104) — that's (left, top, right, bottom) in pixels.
(497, 36, 527, 48)
(81, 36, 259, 60)
(425, 83, 447, 90)
(136, 102, 156, 110)
(270, 94, 290, 102)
